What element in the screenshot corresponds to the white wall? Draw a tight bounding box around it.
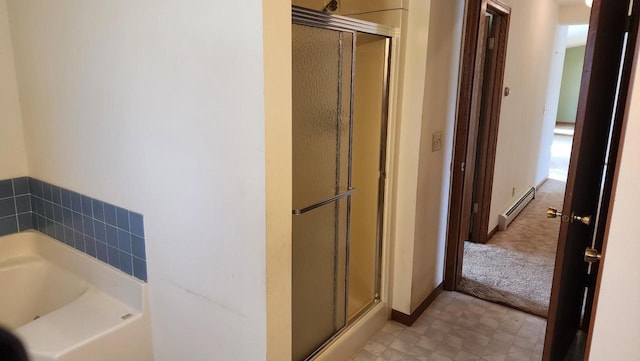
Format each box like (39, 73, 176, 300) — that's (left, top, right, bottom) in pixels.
(0, 0, 27, 179)
(588, 45, 640, 361)
(411, 0, 464, 310)
(489, 0, 560, 231)
(6, 1, 267, 360)
(536, 25, 568, 184)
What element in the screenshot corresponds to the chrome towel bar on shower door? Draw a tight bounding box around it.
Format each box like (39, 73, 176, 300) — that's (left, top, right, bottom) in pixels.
(292, 189, 356, 216)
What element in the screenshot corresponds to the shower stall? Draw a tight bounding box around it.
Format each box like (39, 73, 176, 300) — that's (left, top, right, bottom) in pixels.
(291, 7, 394, 360)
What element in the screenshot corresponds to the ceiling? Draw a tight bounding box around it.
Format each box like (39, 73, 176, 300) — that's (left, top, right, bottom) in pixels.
(566, 24, 589, 47)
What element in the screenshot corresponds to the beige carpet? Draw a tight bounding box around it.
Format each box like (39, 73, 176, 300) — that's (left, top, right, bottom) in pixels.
(458, 179, 565, 317)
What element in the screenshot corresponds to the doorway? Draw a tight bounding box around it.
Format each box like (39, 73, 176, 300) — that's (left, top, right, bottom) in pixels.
(291, 7, 394, 361)
(468, 3, 510, 246)
(457, 22, 591, 318)
(445, 0, 638, 359)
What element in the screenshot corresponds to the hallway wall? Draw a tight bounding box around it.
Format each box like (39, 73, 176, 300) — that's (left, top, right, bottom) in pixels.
(411, 0, 464, 311)
(488, 0, 560, 232)
(536, 25, 568, 191)
(0, 0, 27, 179)
(6, 1, 268, 360)
(557, 45, 586, 123)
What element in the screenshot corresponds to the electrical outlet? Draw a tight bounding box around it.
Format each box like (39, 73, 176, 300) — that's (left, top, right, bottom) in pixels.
(432, 131, 443, 152)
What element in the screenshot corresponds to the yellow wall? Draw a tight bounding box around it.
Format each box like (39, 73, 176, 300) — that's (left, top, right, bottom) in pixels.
(0, 0, 27, 179)
(263, 0, 292, 359)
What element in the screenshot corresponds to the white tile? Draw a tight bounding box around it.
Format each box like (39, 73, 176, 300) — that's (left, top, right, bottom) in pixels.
(433, 343, 460, 360)
(353, 350, 379, 361)
(398, 329, 422, 344)
(432, 319, 454, 332)
(404, 354, 429, 361)
(479, 316, 500, 330)
(364, 341, 388, 355)
(373, 330, 397, 347)
(362, 293, 545, 361)
(390, 337, 414, 353)
(461, 340, 486, 356)
(381, 347, 406, 361)
(430, 353, 454, 361)
(444, 334, 465, 349)
(407, 344, 433, 358)
(416, 335, 440, 351)
(454, 350, 480, 361)
(481, 348, 507, 361)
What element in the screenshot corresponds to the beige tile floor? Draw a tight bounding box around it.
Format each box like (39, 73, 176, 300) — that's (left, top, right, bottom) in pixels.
(350, 291, 546, 361)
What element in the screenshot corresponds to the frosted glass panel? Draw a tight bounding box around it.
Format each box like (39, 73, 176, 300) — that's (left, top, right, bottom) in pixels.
(292, 23, 353, 361)
(292, 25, 353, 210)
(292, 199, 347, 361)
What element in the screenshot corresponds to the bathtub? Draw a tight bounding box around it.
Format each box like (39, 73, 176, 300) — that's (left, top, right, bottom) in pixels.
(0, 231, 152, 361)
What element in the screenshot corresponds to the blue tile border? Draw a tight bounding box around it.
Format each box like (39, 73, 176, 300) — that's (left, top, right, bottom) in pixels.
(0, 177, 31, 237)
(0, 177, 147, 282)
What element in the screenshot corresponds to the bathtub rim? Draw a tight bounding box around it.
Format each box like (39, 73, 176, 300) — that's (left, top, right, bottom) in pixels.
(0, 231, 146, 313)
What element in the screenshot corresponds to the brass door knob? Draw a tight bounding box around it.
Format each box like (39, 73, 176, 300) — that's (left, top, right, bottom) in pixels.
(584, 248, 602, 263)
(547, 207, 562, 218)
(572, 213, 592, 226)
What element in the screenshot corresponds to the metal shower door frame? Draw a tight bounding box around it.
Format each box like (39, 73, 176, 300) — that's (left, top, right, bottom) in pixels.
(292, 6, 395, 359)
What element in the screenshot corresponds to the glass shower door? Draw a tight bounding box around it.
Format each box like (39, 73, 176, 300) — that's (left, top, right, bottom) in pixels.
(291, 24, 354, 361)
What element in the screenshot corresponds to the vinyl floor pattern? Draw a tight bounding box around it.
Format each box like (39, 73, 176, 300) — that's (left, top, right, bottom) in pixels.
(351, 291, 546, 361)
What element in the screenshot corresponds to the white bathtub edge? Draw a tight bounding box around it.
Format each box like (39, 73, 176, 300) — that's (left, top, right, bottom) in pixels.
(23, 230, 145, 312)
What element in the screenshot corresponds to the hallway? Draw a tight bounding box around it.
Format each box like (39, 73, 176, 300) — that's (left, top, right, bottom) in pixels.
(351, 291, 545, 361)
(457, 180, 565, 317)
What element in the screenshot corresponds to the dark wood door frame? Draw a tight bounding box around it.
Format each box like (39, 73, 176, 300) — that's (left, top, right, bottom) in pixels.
(582, 1, 640, 337)
(585, 8, 640, 357)
(544, 0, 639, 358)
(470, 5, 510, 245)
(443, 0, 510, 290)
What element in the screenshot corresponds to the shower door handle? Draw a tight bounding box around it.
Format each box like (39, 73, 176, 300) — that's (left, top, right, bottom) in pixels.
(292, 188, 355, 216)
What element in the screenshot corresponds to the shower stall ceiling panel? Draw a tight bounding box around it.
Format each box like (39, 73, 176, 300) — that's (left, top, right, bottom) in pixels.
(291, 7, 393, 361)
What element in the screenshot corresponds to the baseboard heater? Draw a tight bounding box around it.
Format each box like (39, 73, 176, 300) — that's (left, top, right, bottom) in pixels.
(498, 186, 536, 231)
